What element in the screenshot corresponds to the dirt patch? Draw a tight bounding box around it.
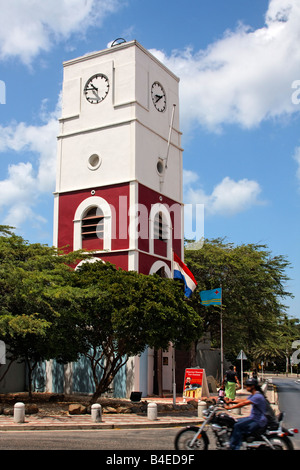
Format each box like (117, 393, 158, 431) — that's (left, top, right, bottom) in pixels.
(0, 393, 148, 416)
(0, 393, 198, 417)
(0, 393, 77, 416)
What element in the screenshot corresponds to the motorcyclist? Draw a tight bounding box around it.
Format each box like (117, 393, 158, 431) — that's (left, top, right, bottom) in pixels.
(224, 377, 268, 450)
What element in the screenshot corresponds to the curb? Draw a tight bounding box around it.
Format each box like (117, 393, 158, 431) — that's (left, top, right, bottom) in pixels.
(0, 415, 203, 432)
(0, 422, 202, 432)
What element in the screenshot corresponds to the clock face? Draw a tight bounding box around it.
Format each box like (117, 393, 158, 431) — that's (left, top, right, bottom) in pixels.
(151, 82, 166, 112)
(84, 74, 109, 104)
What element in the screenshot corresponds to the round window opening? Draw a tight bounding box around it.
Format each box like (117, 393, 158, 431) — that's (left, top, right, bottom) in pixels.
(157, 159, 165, 175)
(88, 154, 101, 170)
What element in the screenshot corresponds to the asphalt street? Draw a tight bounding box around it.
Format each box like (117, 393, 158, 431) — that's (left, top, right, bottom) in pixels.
(272, 376, 300, 450)
(0, 428, 180, 450)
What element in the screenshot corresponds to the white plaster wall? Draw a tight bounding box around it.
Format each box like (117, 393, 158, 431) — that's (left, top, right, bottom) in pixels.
(57, 41, 182, 203)
(135, 122, 183, 202)
(57, 123, 134, 193)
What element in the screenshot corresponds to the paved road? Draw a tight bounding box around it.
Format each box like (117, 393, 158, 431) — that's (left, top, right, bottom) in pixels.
(0, 427, 181, 450)
(272, 377, 300, 450)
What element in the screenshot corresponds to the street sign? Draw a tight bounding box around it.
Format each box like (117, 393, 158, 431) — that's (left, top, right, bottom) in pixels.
(236, 350, 247, 390)
(237, 350, 247, 360)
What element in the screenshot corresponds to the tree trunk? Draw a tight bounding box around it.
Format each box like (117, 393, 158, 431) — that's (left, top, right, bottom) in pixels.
(157, 349, 163, 397)
(89, 353, 128, 404)
(26, 359, 37, 398)
(27, 360, 33, 398)
(0, 360, 14, 383)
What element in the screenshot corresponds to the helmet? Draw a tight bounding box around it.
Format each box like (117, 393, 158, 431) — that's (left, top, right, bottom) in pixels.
(245, 378, 258, 387)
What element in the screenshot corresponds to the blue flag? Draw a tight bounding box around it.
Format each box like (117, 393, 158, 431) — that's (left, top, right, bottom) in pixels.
(200, 288, 222, 306)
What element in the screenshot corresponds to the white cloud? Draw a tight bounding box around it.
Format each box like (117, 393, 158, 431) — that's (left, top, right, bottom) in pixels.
(0, 0, 123, 65)
(150, 0, 300, 132)
(183, 169, 263, 216)
(0, 162, 45, 227)
(183, 169, 199, 187)
(0, 100, 59, 229)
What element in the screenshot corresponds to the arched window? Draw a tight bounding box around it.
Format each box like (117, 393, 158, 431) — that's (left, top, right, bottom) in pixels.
(73, 196, 112, 252)
(149, 260, 172, 278)
(81, 207, 104, 240)
(154, 211, 168, 243)
(149, 204, 172, 259)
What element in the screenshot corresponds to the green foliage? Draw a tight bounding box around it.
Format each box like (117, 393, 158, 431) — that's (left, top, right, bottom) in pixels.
(250, 316, 300, 372)
(71, 261, 203, 401)
(0, 227, 203, 398)
(4, 226, 296, 394)
(0, 227, 88, 392)
(184, 238, 297, 365)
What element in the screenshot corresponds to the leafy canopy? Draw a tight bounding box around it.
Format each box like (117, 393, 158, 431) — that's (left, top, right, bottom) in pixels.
(185, 238, 295, 362)
(71, 260, 203, 400)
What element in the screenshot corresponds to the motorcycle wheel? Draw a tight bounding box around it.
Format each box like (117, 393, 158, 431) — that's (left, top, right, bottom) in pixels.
(267, 436, 294, 450)
(174, 427, 209, 450)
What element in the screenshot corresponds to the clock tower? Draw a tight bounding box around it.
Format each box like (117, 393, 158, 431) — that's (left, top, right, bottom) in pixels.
(53, 40, 184, 397)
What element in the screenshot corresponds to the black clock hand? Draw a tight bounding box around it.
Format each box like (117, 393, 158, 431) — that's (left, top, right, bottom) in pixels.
(155, 94, 163, 103)
(92, 89, 100, 100)
(86, 84, 98, 92)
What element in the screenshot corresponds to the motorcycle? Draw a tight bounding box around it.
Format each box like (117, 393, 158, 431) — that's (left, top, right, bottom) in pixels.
(174, 399, 298, 450)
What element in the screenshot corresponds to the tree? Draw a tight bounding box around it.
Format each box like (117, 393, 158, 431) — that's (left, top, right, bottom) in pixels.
(184, 238, 294, 364)
(249, 316, 300, 373)
(0, 226, 203, 398)
(71, 261, 203, 402)
(0, 226, 87, 394)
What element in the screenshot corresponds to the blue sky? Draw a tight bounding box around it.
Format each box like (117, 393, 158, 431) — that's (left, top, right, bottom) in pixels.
(0, 0, 300, 319)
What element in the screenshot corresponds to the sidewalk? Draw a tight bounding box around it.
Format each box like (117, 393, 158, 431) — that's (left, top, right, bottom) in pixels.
(0, 390, 256, 432)
(0, 411, 203, 431)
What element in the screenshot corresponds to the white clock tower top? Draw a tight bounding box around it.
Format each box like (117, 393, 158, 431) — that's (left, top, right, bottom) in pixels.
(56, 40, 183, 203)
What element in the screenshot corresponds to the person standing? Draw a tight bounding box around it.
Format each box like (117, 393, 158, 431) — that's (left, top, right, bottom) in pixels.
(223, 365, 240, 400)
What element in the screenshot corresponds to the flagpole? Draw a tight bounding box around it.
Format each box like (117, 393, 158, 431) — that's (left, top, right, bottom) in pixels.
(172, 345, 176, 406)
(220, 285, 224, 383)
(220, 303, 224, 383)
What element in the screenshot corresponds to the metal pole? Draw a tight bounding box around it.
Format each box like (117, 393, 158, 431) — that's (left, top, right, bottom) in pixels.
(165, 104, 176, 169)
(219, 286, 224, 383)
(220, 306, 224, 383)
(241, 359, 243, 390)
(172, 346, 176, 406)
